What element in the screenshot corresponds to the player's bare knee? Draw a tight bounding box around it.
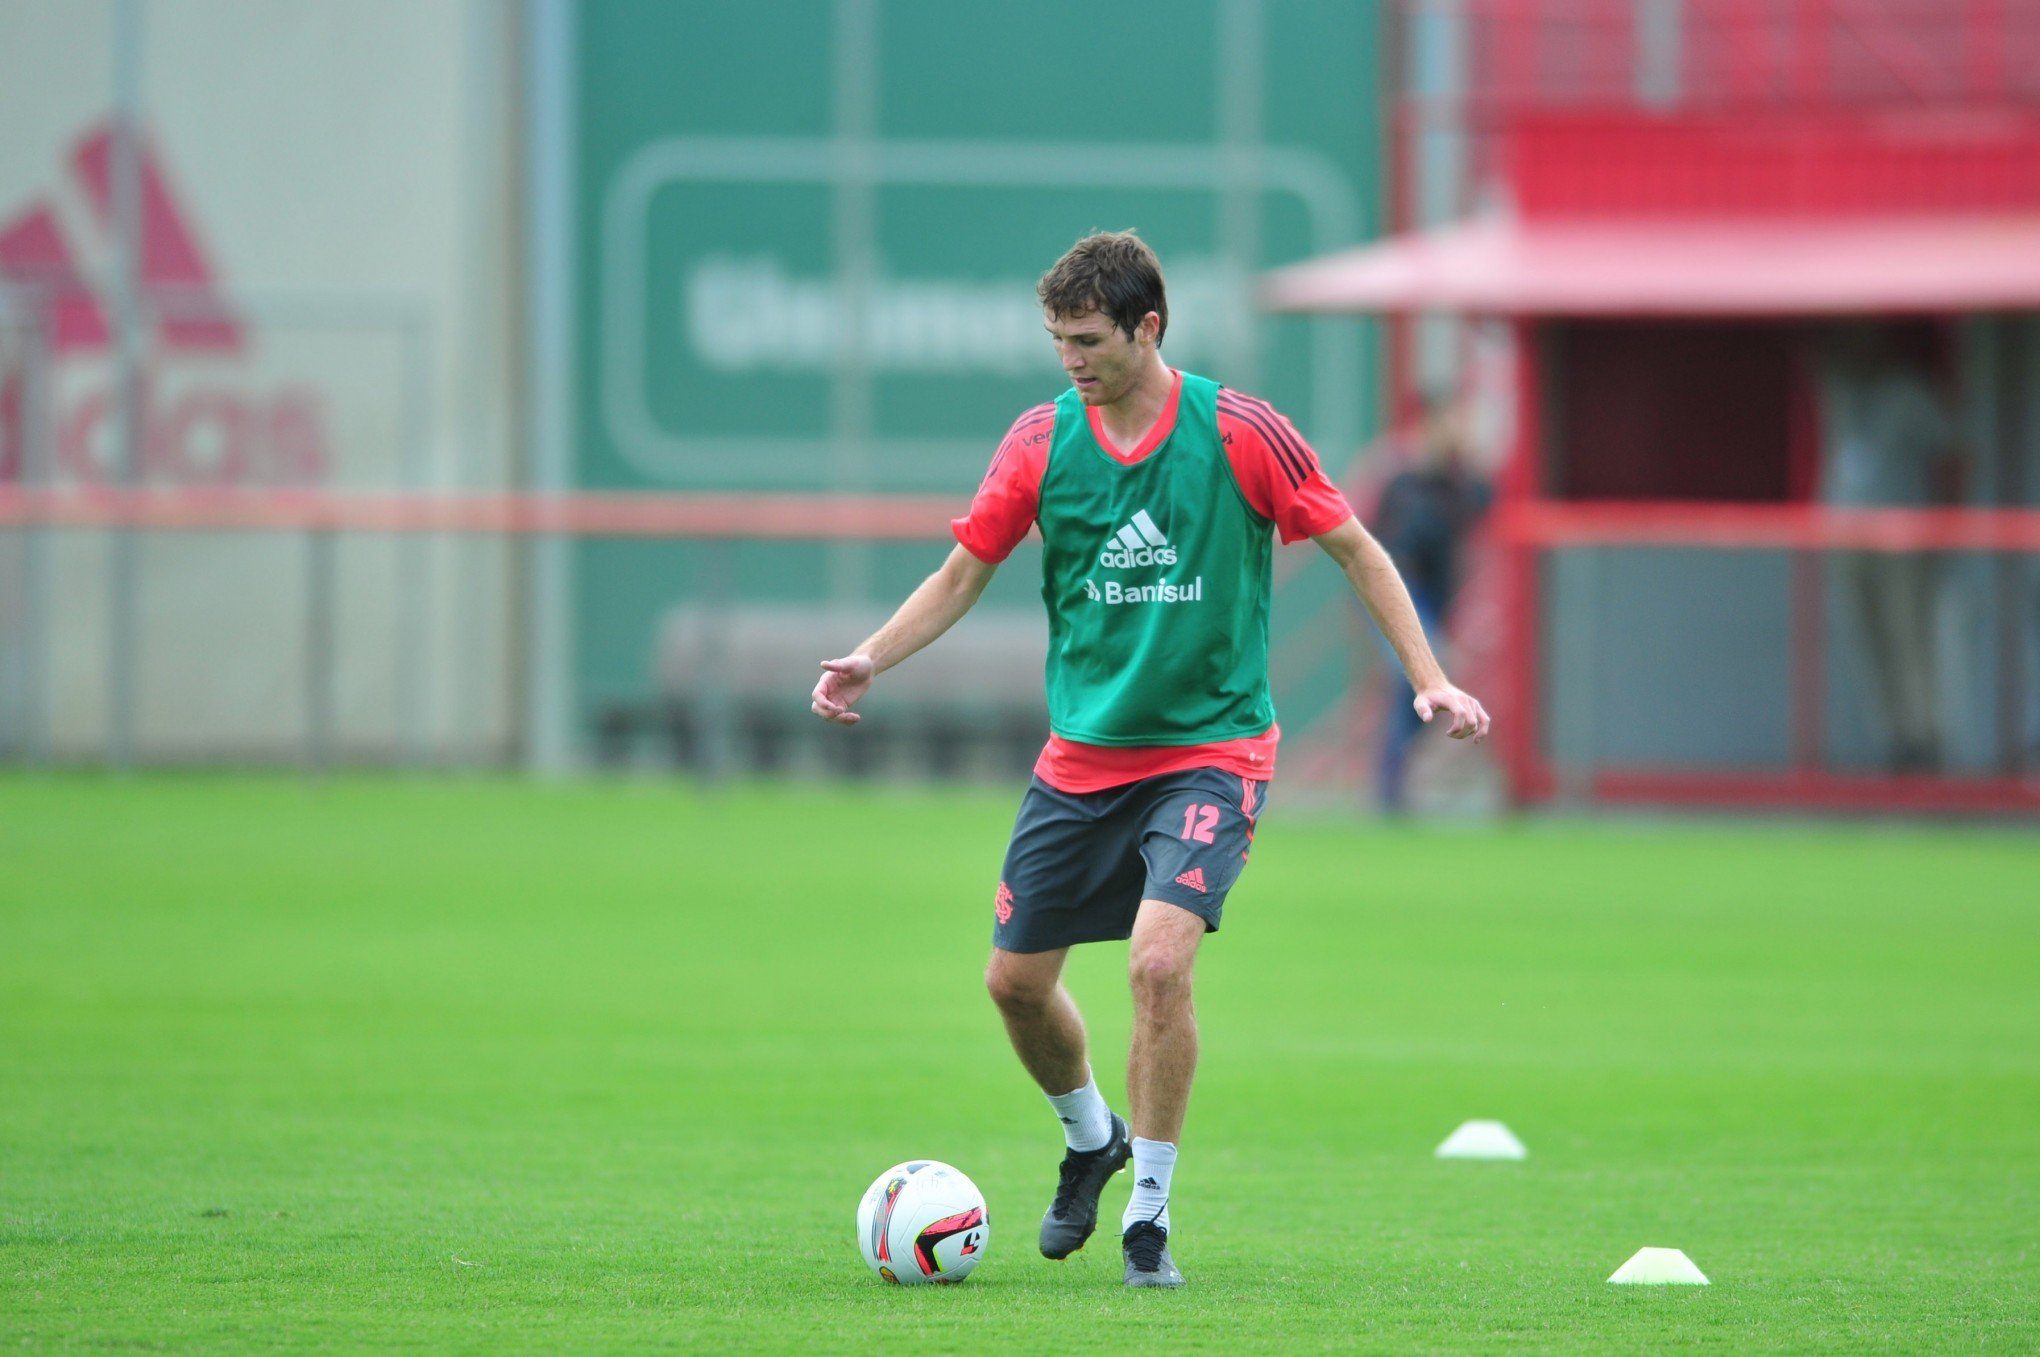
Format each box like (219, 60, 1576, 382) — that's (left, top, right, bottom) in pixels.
(984, 953, 1052, 1013)
(1127, 943, 1194, 1008)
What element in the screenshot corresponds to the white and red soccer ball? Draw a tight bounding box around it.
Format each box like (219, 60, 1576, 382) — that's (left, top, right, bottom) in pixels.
(855, 1160, 989, 1285)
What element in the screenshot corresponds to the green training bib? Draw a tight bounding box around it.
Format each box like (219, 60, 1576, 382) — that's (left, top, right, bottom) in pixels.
(1035, 372, 1275, 745)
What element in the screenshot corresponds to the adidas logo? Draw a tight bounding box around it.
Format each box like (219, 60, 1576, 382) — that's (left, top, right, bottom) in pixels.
(1136, 1177, 1161, 1190)
(0, 117, 330, 488)
(1097, 510, 1178, 568)
(1174, 867, 1208, 893)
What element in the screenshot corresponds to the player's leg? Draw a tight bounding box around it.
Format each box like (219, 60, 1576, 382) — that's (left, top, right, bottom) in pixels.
(984, 944, 1130, 1258)
(1886, 552, 1943, 769)
(1379, 677, 1425, 810)
(1125, 899, 1205, 1147)
(1379, 589, 1442, 810)
(1843, 549, 1917, 768)
(983, 945, 1087, 1101)
(1119, 898, 1201, 1287)
(979, 938, 1126, 1257)
(1119, 769, 1268, 1287)
(988, 778, 1139, 1258)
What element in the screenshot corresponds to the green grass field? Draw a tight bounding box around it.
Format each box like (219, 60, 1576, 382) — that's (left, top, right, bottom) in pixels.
(2, 776, 2035, 1353)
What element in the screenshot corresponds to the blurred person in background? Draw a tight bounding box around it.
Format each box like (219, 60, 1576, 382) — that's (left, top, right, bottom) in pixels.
(811, 231, 1487, 1289)
(1815, 323, 1965, 774)
(1368, 391, 1491, 811)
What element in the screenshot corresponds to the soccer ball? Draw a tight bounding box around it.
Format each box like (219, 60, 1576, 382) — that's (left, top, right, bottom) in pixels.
(855, 1160, 989, 1285)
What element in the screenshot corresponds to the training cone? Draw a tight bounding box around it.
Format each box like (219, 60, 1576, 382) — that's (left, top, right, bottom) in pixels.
(1433, 1120, 1527, 1160)
(1608, 1247, 1710, 1285)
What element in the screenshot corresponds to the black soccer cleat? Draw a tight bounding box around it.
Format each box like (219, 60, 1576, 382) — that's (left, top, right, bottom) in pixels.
(1121, 1219, 1185, 1288)
(1038, 1113, 1130, 1259)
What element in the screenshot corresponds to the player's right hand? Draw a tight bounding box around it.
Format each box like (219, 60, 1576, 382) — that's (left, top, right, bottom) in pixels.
(811, 655, 875, 725)
(1414, 683, 1490, 742)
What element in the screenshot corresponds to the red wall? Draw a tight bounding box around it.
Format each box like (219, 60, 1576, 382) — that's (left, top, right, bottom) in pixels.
(1507, 109, 2040, 219)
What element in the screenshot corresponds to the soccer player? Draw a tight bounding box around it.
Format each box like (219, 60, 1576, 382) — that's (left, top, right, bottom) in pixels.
(811, 232, 1488, 1288)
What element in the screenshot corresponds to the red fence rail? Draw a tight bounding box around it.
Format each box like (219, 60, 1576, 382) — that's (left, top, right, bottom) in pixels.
(7, 488, 2039, 554)
(1496, 499, 2040, 552)
(0, 487, 967, 539)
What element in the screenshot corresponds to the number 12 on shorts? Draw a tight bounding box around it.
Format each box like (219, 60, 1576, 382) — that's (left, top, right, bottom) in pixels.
(1179, 803, 1219, 844)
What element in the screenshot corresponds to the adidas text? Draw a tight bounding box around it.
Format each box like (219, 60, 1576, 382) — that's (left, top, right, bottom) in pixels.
(1101, 577, 1202, 605)
(1098, 544, 1179, 569)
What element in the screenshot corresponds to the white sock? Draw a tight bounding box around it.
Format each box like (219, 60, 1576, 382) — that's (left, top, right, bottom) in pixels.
(1045, 1073, 1112, 1153)
(1122, 1137, 1177, 1234)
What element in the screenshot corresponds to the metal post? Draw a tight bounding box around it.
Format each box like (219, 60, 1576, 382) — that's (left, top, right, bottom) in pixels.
(1411, 0, 1468, 397)
(1790, 550, 1825, 772)
(523, 0, 578, 773)
(1565, 547, 1600, 808)
(108, 0, 145, 769)
(454, 0, 512, 767)
(397, 313, 431, 765)
(1635, 0, 1684, 108)
(306, 523, 336, 775)
(1217, 0, 1265, 393)
(20, 292, 53, 766)
(1995, 315, 2029, 776)
(827, 0, 879, 610)
(695, 541, 734, 780)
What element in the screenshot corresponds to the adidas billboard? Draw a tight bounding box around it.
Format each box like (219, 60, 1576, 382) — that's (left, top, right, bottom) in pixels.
(0, 120, 334, 488)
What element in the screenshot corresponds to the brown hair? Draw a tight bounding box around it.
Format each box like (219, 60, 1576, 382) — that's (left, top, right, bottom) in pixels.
(1036, 230, 1168, 345)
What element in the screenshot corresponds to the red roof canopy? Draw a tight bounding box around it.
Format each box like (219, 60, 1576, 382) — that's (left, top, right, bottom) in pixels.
(1258, 213, 2040, 317)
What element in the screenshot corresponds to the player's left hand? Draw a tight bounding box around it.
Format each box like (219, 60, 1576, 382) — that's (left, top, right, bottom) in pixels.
(1415, 684, 1490, 742)
(811, 654, 875, 725)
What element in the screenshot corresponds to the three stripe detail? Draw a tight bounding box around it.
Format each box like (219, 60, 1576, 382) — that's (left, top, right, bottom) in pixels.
(1216, 390, 1316, 489)
(1110, 509, 1171, 552)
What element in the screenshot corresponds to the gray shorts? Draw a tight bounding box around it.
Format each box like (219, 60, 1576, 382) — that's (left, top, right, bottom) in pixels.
(991, 766, 1269, 954)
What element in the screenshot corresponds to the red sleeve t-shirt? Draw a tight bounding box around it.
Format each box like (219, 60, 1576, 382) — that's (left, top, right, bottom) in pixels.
(950, 373, 1354, 793)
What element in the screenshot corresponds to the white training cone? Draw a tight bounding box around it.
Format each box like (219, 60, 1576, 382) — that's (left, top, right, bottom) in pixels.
(1608, 1247, 1710, 1285)
(1433, 1120, 1527, 1160)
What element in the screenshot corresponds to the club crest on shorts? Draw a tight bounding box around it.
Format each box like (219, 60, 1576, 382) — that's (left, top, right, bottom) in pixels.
(995, 881, 1015, 924)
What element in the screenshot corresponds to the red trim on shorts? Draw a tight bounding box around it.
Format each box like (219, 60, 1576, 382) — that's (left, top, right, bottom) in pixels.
(1032, 724, 1279, 794)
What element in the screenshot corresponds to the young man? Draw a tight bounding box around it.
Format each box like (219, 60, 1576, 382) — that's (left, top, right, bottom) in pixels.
(1814, 323, 1962, 773)
(811, 232, 1488, 1288)
(1370, 391, 1492, 810)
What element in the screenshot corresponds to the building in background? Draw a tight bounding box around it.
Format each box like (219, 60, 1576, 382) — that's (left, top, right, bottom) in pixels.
(0, 0, 1392, 784)
(0, 0, 520, 765)
(546, 0, 1384, 779)
(1265, 0, 2040, 813)
(9, 0, 2032, 812)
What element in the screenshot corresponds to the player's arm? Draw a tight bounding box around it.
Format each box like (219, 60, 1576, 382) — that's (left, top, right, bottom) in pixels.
(1313, 516, 1490, 741)
(812, 403, 1049, 725)
(810, 545, 999, 726)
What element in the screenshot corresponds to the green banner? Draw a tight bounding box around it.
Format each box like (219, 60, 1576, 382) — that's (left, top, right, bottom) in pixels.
(571, 0, 1382, 744)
